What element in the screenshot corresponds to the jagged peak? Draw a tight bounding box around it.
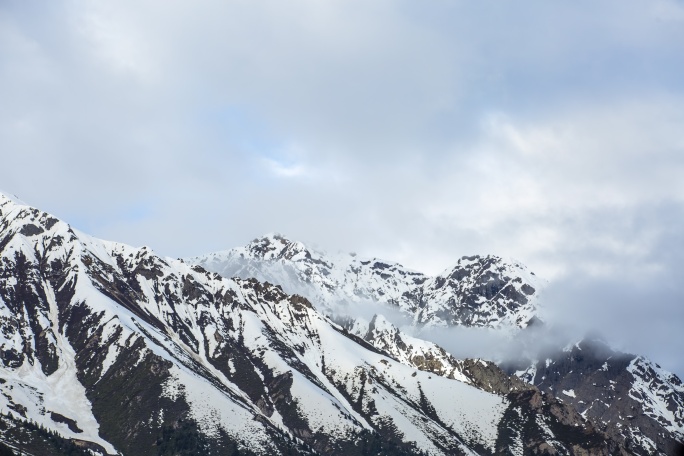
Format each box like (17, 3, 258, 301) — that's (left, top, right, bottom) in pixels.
(450, 253, 528, 273)
(189, 235, 547, 331)
(0, 192, 165, 278)
(242, 233, 323, 263)
(436, 253, 545, 293)
(247, 232, 301, 250)
(0, 192, 670, 455)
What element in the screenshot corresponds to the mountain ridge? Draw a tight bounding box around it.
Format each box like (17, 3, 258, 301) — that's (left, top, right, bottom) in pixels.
(190, 232, 684, 456)
(0, 192, 678, 455)
(190, 233, 546, 330)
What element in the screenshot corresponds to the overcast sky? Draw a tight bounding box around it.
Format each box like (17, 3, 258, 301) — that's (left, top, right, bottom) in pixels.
(1, 0, 683, 377)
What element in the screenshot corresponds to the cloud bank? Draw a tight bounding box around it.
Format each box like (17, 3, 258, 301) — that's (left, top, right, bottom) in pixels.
(1, 0, 682, 377)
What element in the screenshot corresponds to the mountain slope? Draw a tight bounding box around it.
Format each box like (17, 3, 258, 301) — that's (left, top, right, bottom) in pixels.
(190, 233, 545, 330)
(506, 338, 684, 456)
(192, 234, 684, 455)
(0, 194, 627, 455)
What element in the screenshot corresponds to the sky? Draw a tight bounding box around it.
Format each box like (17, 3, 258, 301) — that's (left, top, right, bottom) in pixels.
(1, 0, 683, 377)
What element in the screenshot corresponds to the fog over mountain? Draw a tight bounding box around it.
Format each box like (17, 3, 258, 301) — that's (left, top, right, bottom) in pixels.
(1, 0, 683, 381)
(185, 231, 684, 455)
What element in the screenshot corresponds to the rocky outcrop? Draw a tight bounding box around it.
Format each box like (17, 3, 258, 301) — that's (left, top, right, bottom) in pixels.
(506, 338, 684, 456)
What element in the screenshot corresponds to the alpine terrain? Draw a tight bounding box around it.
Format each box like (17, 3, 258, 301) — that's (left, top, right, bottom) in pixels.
(0, 192, 681, 455)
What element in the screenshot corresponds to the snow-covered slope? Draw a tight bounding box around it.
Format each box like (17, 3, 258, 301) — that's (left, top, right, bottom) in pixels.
(337, 313, 531, 396)
(507, 338, 684, 456)
(190, 235, 548, 391)
(190, 233, 546, 330)
(0, 194, 624, 455)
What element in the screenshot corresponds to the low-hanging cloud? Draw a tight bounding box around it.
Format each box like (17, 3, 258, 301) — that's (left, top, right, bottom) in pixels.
(415, 324, 576, 368)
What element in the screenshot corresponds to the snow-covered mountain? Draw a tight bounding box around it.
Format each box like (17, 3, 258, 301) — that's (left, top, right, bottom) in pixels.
(0, 194, 632, 455)
(506, 338, 684, 456)
(189, 235, 549, 394)
(190, 233, 545, 330)
(0, 193, 631, 455)
(192, 234, 684, 456)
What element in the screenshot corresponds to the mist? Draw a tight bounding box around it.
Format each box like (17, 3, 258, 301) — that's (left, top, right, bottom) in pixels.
(304, 269, 684, 380)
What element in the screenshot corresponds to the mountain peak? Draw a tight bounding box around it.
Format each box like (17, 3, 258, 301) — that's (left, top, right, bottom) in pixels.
(190, 236, 546, 331)
(245, 233, 315, 262)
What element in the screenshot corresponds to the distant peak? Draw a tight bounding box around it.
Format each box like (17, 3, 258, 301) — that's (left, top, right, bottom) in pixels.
(245, 233, 314, 261)
(250, 232, 292, 245)
(248, 233, 295, 250)
(457, 254, 503, 264)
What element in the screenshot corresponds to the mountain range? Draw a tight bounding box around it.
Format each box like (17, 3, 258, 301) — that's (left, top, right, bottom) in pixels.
(0, 192, 682, 455)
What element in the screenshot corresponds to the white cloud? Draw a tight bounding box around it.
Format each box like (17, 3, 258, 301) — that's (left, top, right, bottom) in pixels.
(1, 0, 683, 377)
(653, 0, 684, 22)
(262, 157, 308, 179)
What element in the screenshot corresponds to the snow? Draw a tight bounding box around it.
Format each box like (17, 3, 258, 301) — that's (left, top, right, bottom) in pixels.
(562, 389, 576, 398)
(231, 279, 509, 453)
(627, 357, 684, 437)
(535, 415, 555, 439)
(241, 296, 374, 431)
(0, 194, 609, 455)
(515, 363, 537, 385)
(0, 318, 117, 455)
(626, 426, 657, 454)
(163, 365, 276, 451)
(42, 279, 117, 453)
(97, 319, 127, 379)
(203, 324, 219, 357)
(349, 314, 472, 384)
(417, 371, 506, 451)
(0, 191, 27, 206)
(189, 234, 546, 331)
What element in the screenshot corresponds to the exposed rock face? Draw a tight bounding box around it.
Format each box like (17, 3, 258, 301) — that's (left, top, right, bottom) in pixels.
(505, 338, 684, 456)
(495, 389, 628, 456)
(457, 359, 532, 396)
(413, 255, 542, 328)
(190, 234, 545, 330)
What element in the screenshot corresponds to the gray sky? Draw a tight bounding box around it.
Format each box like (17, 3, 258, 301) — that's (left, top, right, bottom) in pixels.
(1, 1, 683, 377)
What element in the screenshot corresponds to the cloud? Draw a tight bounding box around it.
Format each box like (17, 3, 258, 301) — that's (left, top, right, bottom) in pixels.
(653, 0, 684, 22)
(536, 201, 684, 377)
(0, 0, 683, 377)
(415, 324, 575, 368)
(262, 157, 308, 179)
